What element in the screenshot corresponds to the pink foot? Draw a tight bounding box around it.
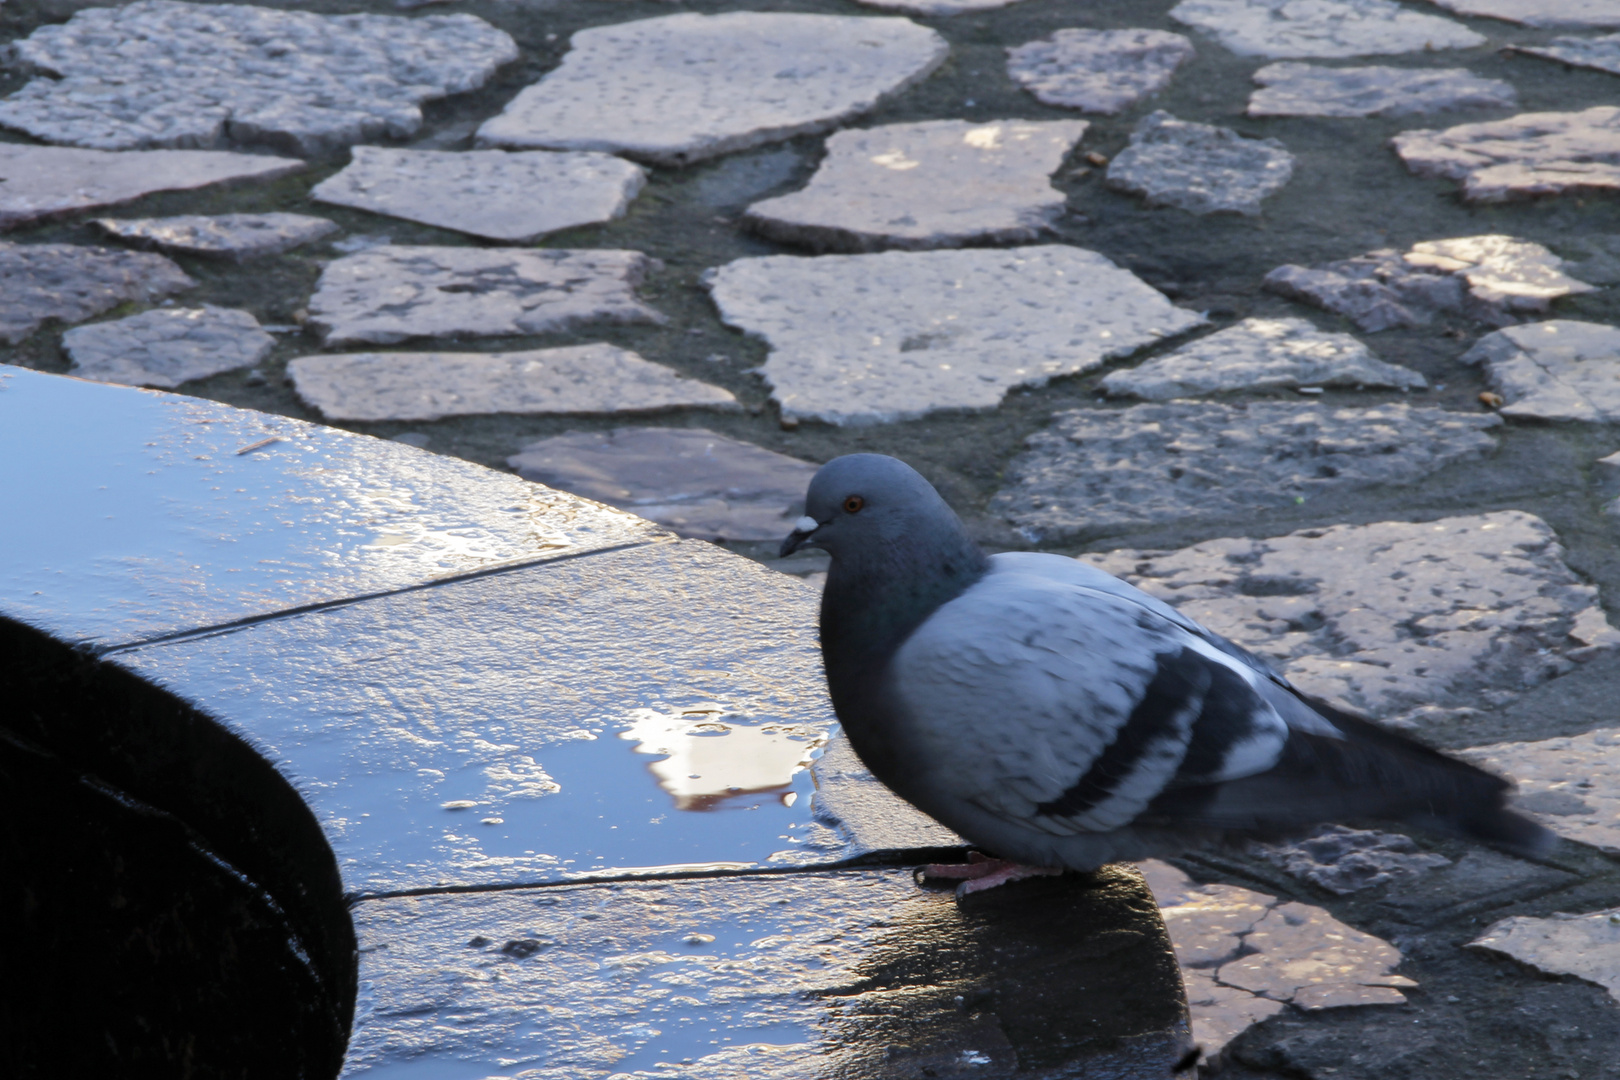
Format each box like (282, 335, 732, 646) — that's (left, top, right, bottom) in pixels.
(920, 851, 1063, 896)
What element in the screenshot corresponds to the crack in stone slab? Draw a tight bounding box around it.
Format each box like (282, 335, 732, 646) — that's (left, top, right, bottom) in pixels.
(1459, 319, 1620, 422)
(1168, 0, 1484, 59)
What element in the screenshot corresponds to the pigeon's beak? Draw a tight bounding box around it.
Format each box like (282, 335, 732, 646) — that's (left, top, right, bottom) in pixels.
(778, 515, 821, 558)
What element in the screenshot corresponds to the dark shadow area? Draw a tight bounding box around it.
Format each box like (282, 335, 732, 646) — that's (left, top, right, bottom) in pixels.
(0, 616, 354, 1079)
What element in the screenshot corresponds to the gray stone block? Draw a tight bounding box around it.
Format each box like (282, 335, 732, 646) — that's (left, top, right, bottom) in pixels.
(1248, 62, 1517, 117)
(1471, 907, 1620, 1005)
(307, 246, 666, 346)
(508, 426, 819, 542)
(0, 241, 194, 344)
(1100, 316, 1425, 400)
(996, 401, 1500, 542)
(0, 144, 304, 232)
(288, 345, 737, 422)
(744, 118, 1088, 252)
(1425, 0, 1620, 28)
(1462, 728, 1620, 853)
(93, 213, 339, 262)
(1168, 0, 1484, 58)
(1251, 825, 1451, 894)
(852, 0, 1027, 12)
(64, 306, 274, 389)
(1459, 320, 1620, 422)
(311, 147, 647, 243)
(0, 0, 518, 154)
(706, 245, 1205, 426)
(475, 12, 949, 166)
(1006, 28, 1196, 114)
(1105, 111, 1295, 216)
(1513, 33, 1620, 76)
(1393, 106, 1620, 202)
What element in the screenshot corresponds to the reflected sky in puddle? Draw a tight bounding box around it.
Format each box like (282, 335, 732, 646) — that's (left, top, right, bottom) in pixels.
(620, 706, 826, 812)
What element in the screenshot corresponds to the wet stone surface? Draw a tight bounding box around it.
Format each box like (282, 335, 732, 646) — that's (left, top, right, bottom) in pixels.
(0, 0, 518, 154)
(1005, 28, 1196, 114)
(1393, 106, 1620, 202)
(1423, 0, 1620, 28)
(1461, 728, 1620, 853)
(1167, 0, 1485, 59)
(1099, 316, 1425, 400)
(743, 118, 1088, 252)
(1247, 62, 1517, 118)
(707, 245, 1205, 426)
(288, 344, 737, 423)
(993, 402, 1500, 544)
(311, 147, 647, 244)
(1250, 826, 1453, 895)
(307, 246, 666, 346)
(1459, 319, 1620, 421)
(64, 305, 275, 389)
(93, 213, 338, 262)
(475, 12, 949, 166)
(1105, 110, 1294, 216)
(0, 144, 303, 231)
(1469, 907, 1620, 1005)
(508, 426, 820, 543)
(1082, 510, 1619, 726)
(1513, 33, 1620, 77)
(0, 241, 193, 345)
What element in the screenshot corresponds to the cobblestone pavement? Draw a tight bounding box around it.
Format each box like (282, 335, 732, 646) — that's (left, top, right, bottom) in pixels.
(5, 0, 1620, 1076)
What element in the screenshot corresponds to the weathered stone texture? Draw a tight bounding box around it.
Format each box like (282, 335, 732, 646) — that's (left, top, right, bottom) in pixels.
(744, 119, 1088, 252)
(1424, 0, 1620, 28)
(0, 1, 517, 154)
(1248, 62, 1516, 117)
(1460, 320, 1620, 422)
(995, 402, 1499, 542)
(1105, 111, 1294, 216)
(1100, 317, 1424, 400)
(1168, 0, 1484, 59)
(1393, 106, 1620, 202)
(93, 213, 338, 261)
(1461, 729, 1620, 854)
(307, 246, 665, 346)
(508, 427, 821, 542)
(1083, 512, 1619, 724)
(1513, 33, 1620, 76)
(311, 147, 647, 243)
(1006, 28, 1195, 114)
(1471, 907, 1620, 1005)
(475, 13, 949, 166)
(1252, 826, 1451, 894)
(853, 0, 1026, 12)
(0, 144, 303, 232)
(0, 241, 194, 344)
(63, 306, 274, 388)
(287, 345, 737, 422)
(705, 245, 1205, 426)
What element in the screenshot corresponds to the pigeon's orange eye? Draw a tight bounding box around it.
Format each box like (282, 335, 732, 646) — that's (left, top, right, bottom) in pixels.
(843, 495, 865, 514)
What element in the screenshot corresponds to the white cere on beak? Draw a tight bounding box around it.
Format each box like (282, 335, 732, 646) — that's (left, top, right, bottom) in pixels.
(793, 515, 818, 534)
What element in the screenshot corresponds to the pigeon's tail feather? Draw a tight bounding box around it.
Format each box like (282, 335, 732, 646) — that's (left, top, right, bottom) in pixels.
(1142, 695, 1556, 858)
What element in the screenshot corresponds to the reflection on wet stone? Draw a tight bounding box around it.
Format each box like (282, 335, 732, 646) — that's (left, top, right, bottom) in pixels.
(619, 707, 826, 811)
(1006, 28, 1196, 114)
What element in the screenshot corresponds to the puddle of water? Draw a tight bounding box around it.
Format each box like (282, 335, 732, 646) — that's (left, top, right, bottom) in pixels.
(619, 706, 825, 811)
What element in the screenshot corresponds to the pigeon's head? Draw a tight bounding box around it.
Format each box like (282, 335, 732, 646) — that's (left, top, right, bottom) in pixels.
(779, 454, 975, 567)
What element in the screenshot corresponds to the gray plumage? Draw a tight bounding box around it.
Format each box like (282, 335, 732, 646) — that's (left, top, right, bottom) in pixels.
(781, 454, 1554, 872)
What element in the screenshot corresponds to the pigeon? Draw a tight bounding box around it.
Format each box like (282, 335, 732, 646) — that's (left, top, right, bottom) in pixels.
(780, 454, 1554, 895)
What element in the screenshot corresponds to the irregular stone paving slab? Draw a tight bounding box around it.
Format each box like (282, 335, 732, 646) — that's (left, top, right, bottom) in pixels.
(93, 213, 338, 262)
(995, 402, 1500, 543)
(706, 245, 1206, 426)
(1265, 235, 1594, 332)
(1251, 826, 1451, 894)
(0, 144, 304, 232)
(308, 246, 665, 346)
(1081, 511, 1620, 725)
(0, 366, 655, 648)
(1099, 316, 1425, 399)
(743, 119, 1088, 252)
(343, 867, 1188, 1079)
(1425, 0, 1620, 28)
(1471, 908, 1620, 1005)
(310, 147, 646, 243)
(1168, 0, 1484, 59)
(853, 0, 1027, 12)
(1459, 320, 1620, 421)
(1006, 28, 1196, 114)
(1140, 860, 1413, 1060)
(1461, 728, 1620, 853)
(475, 13, 949, 166)
(287, 345, 737, 422)
(0, 242, 194, 345)
(1248, 63, 1517, 118)
(1393, 106, 1620, 202)
(0, 0, 518, 154)
(1105, 111, 1295, 216)
(508, 427, 820, 542)
(63, 306, 274, 389)
(1513, 33, 1620, 76)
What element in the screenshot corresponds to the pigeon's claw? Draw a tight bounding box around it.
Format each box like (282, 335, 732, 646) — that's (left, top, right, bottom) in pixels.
(920, 852, 1063, 895)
